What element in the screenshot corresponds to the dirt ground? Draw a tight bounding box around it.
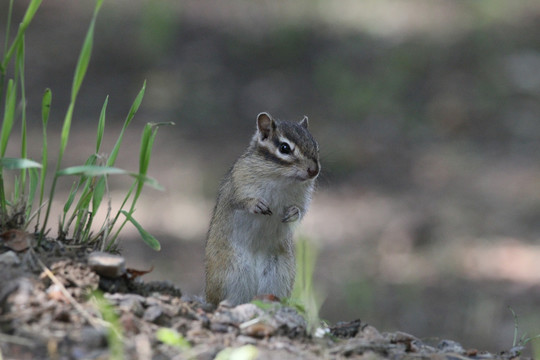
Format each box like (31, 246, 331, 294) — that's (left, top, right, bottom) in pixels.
(0, 238, 531, 359)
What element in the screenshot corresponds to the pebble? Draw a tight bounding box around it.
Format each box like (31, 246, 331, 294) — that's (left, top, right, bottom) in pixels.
(240, 319, 276, 338)
(438, 339, 466, 354)
(360, 325, 385, 342)
(118, 296, 145, 316)
(88, 252, 125, 278)
(0, 251, 20, 265)
(212, 303, 264, 325)
(143, 305, 168, 325)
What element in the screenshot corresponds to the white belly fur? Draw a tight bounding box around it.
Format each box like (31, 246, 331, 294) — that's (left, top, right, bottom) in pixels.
(224, 179, 311, 303)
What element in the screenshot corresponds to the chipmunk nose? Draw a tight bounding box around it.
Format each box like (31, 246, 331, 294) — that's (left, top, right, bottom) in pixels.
(307, 162, 319, 178)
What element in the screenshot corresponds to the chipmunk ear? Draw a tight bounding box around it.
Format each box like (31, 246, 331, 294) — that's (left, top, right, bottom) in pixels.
(257, 112, 275, 140)
(299, 115, 309, 129)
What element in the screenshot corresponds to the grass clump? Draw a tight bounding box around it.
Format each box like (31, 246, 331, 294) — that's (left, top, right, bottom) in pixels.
(0, 0, 169, 251)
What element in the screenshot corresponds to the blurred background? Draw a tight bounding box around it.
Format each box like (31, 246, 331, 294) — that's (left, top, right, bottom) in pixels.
(2, 0, 540, 354)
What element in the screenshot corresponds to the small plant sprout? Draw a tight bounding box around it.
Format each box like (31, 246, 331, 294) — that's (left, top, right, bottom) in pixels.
(288, 236, 325, 336)
(508, 306, 540, 356)
(156, 328, 191, 350)
(92, 292, 124, 360)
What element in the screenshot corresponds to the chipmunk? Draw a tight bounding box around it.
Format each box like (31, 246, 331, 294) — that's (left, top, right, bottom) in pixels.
(205, 112, 320, 306)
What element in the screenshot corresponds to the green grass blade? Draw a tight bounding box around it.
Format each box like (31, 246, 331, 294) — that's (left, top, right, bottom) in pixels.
(3, 0, 14, 57)
(13, 175, 21, 201)
(71, 0, 103, 103)
(1, 79, 16, 157)
(16, 38, 26, 158)
(121, 210, 160, 251)
(1, 0, 42, 71)
(291, 237, 322, 334)
(0, 158, 42, 170)
(134, 123, 154, 200)
(96, 96, 108, 153)
(41, 88, 52, 125)
(26, 167, 39, 220)
(36, 89, 51, 225)
(61, 155, 98, 228)
(105, 181, 137, 250)
(128, 173, 163, 191)
(40, 0, 104, 239)
(132, 122, 171, 203)
(62, 180, 81, 223)
(58, 165, 128, 177)
(60, 0, 104, 167)
(107, 81, 146, 167)
(92, 176, 106, 215)
(16, 38, 28, 192)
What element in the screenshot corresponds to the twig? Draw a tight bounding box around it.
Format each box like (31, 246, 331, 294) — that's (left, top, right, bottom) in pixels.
(34, 253, 110, 331)
(0, 333, 35, 347)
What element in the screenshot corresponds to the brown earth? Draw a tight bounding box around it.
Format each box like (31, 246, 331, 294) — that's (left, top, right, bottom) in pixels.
(0, 235, 530, 359)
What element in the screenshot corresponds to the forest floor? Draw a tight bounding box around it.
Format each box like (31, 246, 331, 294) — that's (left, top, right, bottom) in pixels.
(0, 234, 530, 360)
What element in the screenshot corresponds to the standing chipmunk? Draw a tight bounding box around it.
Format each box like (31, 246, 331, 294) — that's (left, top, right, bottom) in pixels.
(205, 112, 320, 306)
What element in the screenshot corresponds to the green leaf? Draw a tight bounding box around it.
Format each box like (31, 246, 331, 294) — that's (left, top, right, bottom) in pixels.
(26, 167, 39, 219)
(41, 88, 52, 127)
(36, 89, 52, 228)
(1, 0, 42, 71)
(1, 79, 16, 157)
(125, 80, 146, 128)
(130, 174, 163, 191)
(121, 210, 160, 251)
(27, 167, 39, 204)
(71, 11, 97, 102)
(39, 0, 104, 240)
(57, 165, 128, 177)
(215, 345, 259, 360)
(0, 158, 42, 170)
(92, 176, 106, 214)
(107, 81, 146, 167)
(156, 328, 190, 349)
(96, 96, 108, 153)
(62, 181, 80, 216)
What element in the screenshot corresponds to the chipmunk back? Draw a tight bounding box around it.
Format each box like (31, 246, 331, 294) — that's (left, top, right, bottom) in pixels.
(205, 112, 320, 306)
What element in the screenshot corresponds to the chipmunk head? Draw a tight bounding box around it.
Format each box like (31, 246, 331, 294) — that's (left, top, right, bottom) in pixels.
(252, 112, 320, 181)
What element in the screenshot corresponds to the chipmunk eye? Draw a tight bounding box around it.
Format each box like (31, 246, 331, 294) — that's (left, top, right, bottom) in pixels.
(278, 142, 292, 155)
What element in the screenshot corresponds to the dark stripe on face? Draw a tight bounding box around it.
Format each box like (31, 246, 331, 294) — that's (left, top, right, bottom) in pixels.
(256, 145, 293, 166)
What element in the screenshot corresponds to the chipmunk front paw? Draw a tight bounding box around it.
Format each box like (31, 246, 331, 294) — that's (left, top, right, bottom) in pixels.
(282, 205, 300, 223)
(247, 198, 272, 216)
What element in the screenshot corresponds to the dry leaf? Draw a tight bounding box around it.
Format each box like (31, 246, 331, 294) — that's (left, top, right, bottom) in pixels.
(0, 229, 33, 252)
(126, 266, 154, 280)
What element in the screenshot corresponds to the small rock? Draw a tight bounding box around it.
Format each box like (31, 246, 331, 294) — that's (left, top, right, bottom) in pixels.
(391, 331, 419, 344)
(0, 251, 20, 265)
(105, 292, 146, 305)
(46, 284, 69, 303)
(118, 296, 145, 317)
(143, 305, 168, 325)
(240, 318, 276, 338)
(88, 252, 125, 278)
(273, 306, 307, 337)
(330, 319, 362, 338)
(6, 278, 35, 308)
(437, 339, 465, 354)
(213, 303, 264, 325)
(359, 325, 384, 342)
(236, 335, 258, 345)
(68, 326, 107, 348)
(134, 334, 152, 360)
